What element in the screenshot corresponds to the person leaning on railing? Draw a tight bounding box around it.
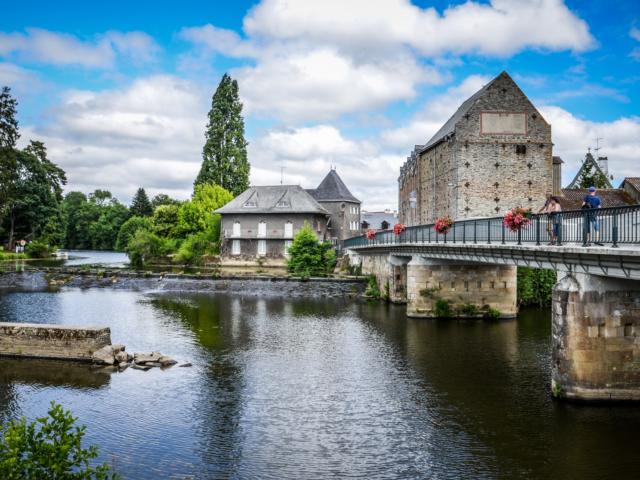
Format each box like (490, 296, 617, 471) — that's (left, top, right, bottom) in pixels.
(547, 196, 562, 245)
(538, 192, 553, 240)
(581, 186, 604, 247)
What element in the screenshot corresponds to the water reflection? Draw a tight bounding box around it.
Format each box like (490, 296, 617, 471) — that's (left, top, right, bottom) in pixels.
(0, 289, 639, 479)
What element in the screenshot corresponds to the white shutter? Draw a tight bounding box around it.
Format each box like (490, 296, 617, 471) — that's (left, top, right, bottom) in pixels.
(232, 221, 241, 237)
(284, 221, 293, 238)
(232, 240, 240, 255)
(258, 221, 267, 238)
(257, 239, 266, 256)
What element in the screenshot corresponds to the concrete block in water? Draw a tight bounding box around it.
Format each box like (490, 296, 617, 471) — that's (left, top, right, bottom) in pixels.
(0, 322, 111, 362)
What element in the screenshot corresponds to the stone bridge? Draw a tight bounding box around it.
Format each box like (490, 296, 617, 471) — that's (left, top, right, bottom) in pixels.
(344, 205, 640, 401)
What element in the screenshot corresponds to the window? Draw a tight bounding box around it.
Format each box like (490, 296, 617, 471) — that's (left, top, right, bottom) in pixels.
(258, 221, 267, 238)
(515, 144, 527, 155)
(232, 221, 241, 237)
(284, 221, 293, 238)
(232, 239, 240, 255)
(284, 240, 292, 257)
(257, 239, 266, 256)
(381, 220, 390, 230)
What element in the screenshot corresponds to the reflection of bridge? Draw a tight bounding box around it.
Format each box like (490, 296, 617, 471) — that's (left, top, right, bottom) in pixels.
(343, 205, 640, 401)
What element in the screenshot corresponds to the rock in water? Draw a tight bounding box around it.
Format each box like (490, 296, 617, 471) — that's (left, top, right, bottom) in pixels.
(134, 352, 162, 365)
(112, 344, 126, 354)
(114, 350, 129, 364)
(158, 355, 177, 366)
(179, 363, 192, 368)
(131, 363, 152, 371)
(92, 345, 115, 365)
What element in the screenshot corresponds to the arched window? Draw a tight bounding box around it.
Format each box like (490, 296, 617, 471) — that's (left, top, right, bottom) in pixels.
(258, 221, 266, 238)
(232, 221, 241, 237)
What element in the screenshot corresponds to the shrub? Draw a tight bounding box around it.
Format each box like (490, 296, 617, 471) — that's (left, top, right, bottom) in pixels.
(125, 230, 175, 269)
(115, 216, 152, 251)
(25, 240, 52, 259)
(0, 402, 118, 479)
(458, 303, 480, 316)
(174, 216, 222, 265)
(364, 275, 380, 299)
(434, 298, 453, 318)
(287, 223, 336, 277)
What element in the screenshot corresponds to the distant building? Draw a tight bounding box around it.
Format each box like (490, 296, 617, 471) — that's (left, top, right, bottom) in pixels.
(216, 185, 329, 263)
(566, 150, 613, 189)
(361, 210, 398, 232)
(398, 71, 553, 225)
(620, 178, 640, 204)
(558, 188, 635, 211)
(307, 169, 361, 242)
(552, 156, 563, 196)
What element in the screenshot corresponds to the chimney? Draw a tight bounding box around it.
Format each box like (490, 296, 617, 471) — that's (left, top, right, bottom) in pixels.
(597, 156, 609, 176)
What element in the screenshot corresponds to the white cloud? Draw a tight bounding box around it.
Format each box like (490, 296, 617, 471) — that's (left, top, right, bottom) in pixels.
(235, 48, 442, 122)
(0, 28, 159, 68)
(244, 0, 594, 57)
(540, 106, 640, 185)
(382, 75, 491, 148)
(18, 75, 209, 202)
(631, 27, 640, 42)
(178, 25, 257, 58)
(249, 125, 404, 210)
(0, 63, 44, 93)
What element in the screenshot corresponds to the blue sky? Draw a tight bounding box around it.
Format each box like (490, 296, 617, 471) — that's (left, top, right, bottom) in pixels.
(1, 0, 639, 209)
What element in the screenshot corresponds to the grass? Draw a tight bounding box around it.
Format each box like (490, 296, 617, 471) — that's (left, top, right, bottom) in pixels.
(0, 251, 28, 261)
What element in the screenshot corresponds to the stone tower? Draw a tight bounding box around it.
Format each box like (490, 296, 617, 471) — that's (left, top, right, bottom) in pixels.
(308, 169, 361, 241)
(398, 71, 553, 225)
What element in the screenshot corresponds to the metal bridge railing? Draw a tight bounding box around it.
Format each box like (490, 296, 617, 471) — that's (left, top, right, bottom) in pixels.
(343, 204, 640, 250)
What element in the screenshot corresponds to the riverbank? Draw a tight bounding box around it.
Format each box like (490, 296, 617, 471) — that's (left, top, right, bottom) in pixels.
(0, 269, 366, 298)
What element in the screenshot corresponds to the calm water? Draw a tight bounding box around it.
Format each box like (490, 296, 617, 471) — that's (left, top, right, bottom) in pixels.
(1, 287, 640, 479)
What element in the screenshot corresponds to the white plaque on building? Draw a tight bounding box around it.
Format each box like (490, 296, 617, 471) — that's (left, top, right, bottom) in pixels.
(480, 112, 527, 135)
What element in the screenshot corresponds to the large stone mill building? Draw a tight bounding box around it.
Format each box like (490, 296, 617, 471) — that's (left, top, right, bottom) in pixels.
(398, 71, 553, 225)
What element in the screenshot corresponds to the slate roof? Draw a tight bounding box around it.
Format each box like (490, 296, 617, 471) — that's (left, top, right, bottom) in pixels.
(308, 169, 360, 203)
(553, 156, 564, 164)
(567, 152, 613, 189)
(215, 185, 329, 215)
(558, 189, 634, 210)
(361, 211, 398, 231)
(620, 177, 640, 193)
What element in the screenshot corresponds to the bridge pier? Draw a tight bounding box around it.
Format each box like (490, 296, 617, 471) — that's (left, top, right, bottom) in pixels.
(552, 272, 640, 401)
(359, 253, 408, 303)
(406, 257, 517, 318)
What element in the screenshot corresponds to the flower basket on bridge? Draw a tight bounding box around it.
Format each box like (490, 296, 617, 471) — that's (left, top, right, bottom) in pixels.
(503, 207, 532, 232)
(434, 216, 453, 235)
(393, 223, 406, 236)
(366, 229, 376, 240)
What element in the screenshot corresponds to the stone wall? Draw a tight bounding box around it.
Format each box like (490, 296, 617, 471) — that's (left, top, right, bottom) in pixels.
(406, 258, 517, 318)
(398, 72, 553, 224)
(321, 200, 361, 241)
(0, 323, 111, 362)
(360, 254, 407, 303)
(552, 272, 640, 400)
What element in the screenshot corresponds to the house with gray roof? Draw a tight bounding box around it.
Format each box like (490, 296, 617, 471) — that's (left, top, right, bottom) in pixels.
(216, 185, 329, 264)
(307, 169, 361, 241)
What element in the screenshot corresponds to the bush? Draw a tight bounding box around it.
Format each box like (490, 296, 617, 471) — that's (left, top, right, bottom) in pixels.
(434, 298, 453, 318)
(174, 216, 222, 265)
(0, 402, 118, 479)
(287, 223, 336, 277)
(115, 216, 152, 251)
(125, 230, 175, 269)
(364, 275, 380, 299)
(25, 240, 52, 259)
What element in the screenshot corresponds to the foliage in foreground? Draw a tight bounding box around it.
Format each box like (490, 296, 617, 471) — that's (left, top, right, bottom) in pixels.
(0, 402, 118, 479)
(287, 223, 337, 278)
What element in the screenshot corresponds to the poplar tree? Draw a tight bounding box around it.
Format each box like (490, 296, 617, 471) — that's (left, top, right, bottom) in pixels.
(195, 74, 249, 197)
(130, 187, 153, 217)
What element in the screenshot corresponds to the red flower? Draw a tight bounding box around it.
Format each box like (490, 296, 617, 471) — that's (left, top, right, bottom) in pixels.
(393, 223, 406, 236)
(366, 229, 376, 240)
(434, 215, 454, 234)
(503, 207, 532, 232)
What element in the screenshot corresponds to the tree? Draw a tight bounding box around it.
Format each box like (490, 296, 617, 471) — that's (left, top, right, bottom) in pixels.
(129, 188, 152, 217)
(175, 184, 233, 238)
(195, 74, 250, 196)
(0, 401, 118, 479)
(0, 86, 19, 149)
(287, 223, 337, 277)
(577, 159, 610, 189)
(151, 204, 180, 238)
(150, 193, 180, 210)
(3, 142, 67, 248)
(115, 216, 152, 251)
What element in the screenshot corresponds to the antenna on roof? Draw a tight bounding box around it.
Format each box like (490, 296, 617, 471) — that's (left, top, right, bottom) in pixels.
(593, 137, 604, 156)
(280, 166, 285, 185)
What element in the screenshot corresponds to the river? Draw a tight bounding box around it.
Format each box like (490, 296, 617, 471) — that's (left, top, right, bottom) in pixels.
(1, 256, 640, 478)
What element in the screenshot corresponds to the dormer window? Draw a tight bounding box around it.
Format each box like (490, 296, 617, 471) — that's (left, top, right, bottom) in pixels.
(243, 192, 258, 208)
(276, 199, 290, 208)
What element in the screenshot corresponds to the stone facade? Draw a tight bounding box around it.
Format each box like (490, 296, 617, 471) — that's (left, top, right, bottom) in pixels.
(552, 272, 640, 400)
(220, 213, 328, 263)
(399, 71, 553, 225)
(320, 200, 361, 242)
(0, 322, 111, 362)
(406, 259, 517, 318)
